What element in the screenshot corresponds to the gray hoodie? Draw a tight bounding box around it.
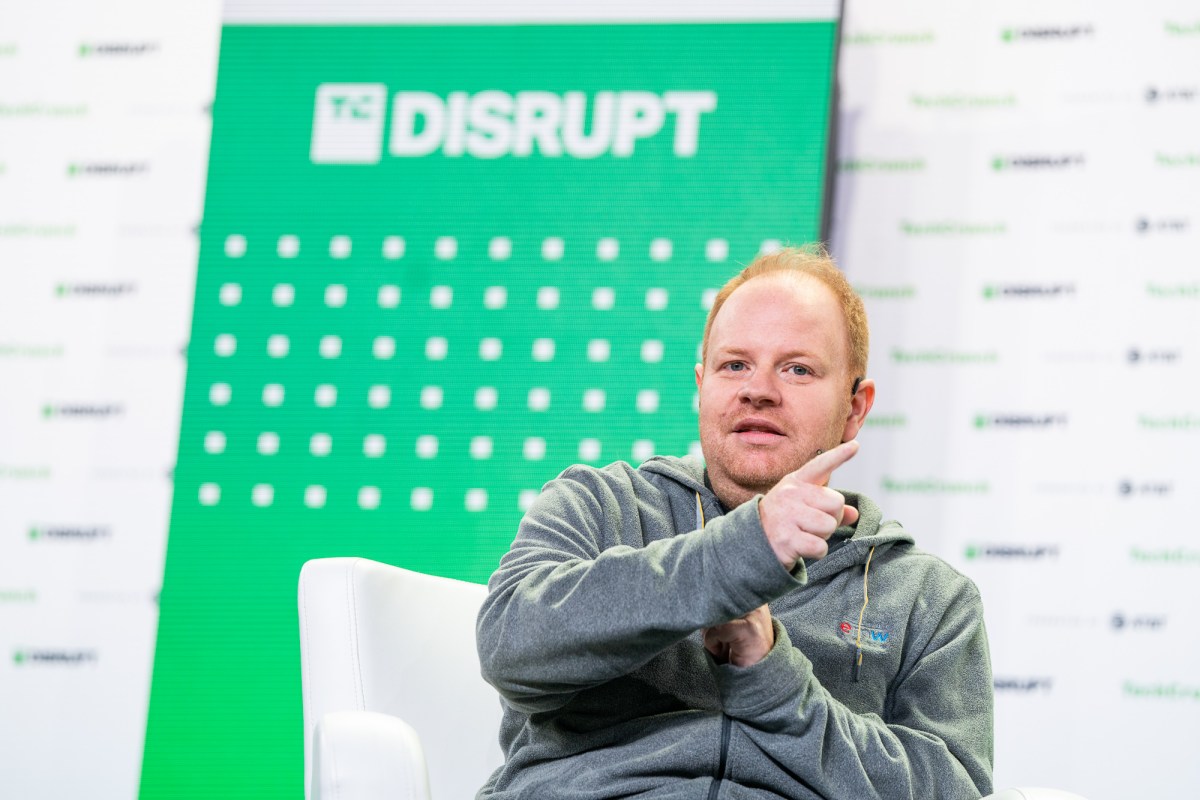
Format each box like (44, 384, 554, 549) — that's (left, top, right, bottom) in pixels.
(476, 455, 993, 799)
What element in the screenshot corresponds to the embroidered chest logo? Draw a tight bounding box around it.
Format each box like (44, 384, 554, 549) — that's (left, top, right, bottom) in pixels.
(838, 620, 892, 650)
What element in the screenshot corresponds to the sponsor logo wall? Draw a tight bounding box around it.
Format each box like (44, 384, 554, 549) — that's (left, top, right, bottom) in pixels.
(834, 1, 1200, 797)
(0, 1, 222, 798)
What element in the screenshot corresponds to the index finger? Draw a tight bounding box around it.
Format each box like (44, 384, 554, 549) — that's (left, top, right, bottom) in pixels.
(791, 440, 860, 486)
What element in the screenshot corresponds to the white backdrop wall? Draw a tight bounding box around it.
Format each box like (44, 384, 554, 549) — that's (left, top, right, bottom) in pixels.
(0, 1, 1197, 798)
(834, 2, 1200, 798)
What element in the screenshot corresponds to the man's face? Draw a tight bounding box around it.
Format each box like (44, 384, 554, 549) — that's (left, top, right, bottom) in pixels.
(696, 273, 867, 505)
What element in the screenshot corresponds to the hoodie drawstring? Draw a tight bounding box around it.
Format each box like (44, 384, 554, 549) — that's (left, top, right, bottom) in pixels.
(852, 545, 876, 682)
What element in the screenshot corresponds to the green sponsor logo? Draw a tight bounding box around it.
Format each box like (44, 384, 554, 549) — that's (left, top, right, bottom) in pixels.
(1131, 547, 1200, 564)
(1156, 151, 1200, 168)
(863, 413, 906, 428)
(882, 477, 989, 494)
(1165, 21, 1200, 36)
(28, 527, 38, 540)
(843, 31, 935, 45)
(910, 93, 1016, 109)
(42, 405, 53, 418)
(1146, 282, 1200, 298)
(1002, 25, 1094, 42)
(965, 545, 979, 560)
(891, 348, 999, 365)
(900, 220, 1007, 236)
(1123, 681, 1200, 701)
(0, 589, 36, 603)
(0, 104, 88, 119)
(972, 412, 1070, 430)
(1138, 414, 1200, 430)
(0, 464, 52, 480)
(0, 342, 65, 358)
(0, 162, 7, 175)
(0, 223, 77, 238)
(854, 284, 915, 299)
(839, 158, 925, 173)
(13, 651, 24, 665)
(79, 42, 158, 57)
(0, 43, 17, 57)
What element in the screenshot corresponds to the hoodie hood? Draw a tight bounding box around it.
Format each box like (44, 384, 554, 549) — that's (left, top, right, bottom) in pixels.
(639, 454, 915, 580)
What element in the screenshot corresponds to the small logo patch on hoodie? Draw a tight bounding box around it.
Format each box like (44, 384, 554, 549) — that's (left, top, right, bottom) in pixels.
(838, 620, 892, 650)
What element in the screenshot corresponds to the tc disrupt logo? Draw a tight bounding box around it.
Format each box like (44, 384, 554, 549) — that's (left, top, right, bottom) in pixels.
(993, 677, 1053, 692)
(982, 283, 1075, 300)
(311, 83, 717, 164)
(12, 649, 98, 666)
(964, 543, 1060, 561)
(28, 525, 112, 541)
(973, 413, 1068, 429)
(1001, 24, 1094, 42)
(991, 154, 1084, 171)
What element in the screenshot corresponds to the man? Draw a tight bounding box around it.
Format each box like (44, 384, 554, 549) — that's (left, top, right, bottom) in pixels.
(476, 246, 994, 799)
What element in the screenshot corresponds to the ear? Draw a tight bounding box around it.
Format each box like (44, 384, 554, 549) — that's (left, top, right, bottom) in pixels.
(694, 362, 704, 391)
(841, 378, 875, 441)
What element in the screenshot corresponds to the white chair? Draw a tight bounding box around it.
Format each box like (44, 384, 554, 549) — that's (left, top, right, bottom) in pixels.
(298, 557, 504, 800)
(298, 557, 1087, 800)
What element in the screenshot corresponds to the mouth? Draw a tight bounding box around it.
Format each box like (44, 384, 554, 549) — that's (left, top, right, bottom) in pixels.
(732, 418, 786, 444)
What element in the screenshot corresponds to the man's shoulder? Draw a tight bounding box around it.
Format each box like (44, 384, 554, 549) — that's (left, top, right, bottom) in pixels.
(552, 455, 705, 499)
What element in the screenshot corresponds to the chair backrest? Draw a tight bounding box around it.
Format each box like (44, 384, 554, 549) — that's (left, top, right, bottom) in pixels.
(299, 557, 505, 799)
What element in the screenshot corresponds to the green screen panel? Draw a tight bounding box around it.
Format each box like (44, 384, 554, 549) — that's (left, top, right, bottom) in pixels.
(142, 22, 836, 798)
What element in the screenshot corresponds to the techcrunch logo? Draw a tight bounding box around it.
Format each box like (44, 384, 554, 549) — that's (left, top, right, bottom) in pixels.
(1123, 681, 1200, 701)
(0, 464, 51, 480)
(965, 544, 1059, 561)
(1130, 547, 1200, 564)
(1165, 21, 1200, 36)
(839, 158, 925, 173)
(0, 589, 36, 603)
(312, 83, 717, 164)
(991, 154, 1084, 171)
(863, 413, 907, 428)
(28, 526, 112, 541)
(843, 31, 935, 46)
(973, 413, 1067, 429)
(1146, 282, 1200, 299)
(1155, 152, 1200, 168)
(890, 348, 998, 365)
(12, 649, 98, 666)
(854, 284, 916, 299)
(910, 93, 1016, 110)
(1001, 25, 1094, 42)
(982, 283, 1075, 299)
(900, 220, 1007, 236)
(0, 342, 64, 358)
(1138, 414, 1200, 430)
(881, 477, 989, 494)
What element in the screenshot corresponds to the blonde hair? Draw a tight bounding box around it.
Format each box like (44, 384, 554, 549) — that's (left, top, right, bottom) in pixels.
(701, 244, 869, 384)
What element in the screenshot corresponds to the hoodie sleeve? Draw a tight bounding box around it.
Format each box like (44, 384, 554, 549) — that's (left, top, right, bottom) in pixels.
(711, 582, 993, 799)
(477, 466, 803, 715)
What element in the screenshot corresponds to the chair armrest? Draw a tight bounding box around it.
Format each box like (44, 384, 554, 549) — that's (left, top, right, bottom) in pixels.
(312, 711, 431, 800)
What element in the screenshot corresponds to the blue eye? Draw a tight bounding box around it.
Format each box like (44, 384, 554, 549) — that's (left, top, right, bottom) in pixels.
(790, 365, 811, 376)
(726, 361, 746, 372)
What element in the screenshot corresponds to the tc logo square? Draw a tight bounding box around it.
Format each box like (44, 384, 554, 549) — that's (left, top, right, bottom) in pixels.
(311, 83, 387, 164)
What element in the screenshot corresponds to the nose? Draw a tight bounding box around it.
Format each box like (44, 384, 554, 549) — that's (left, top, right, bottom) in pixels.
(736, 368, 781, 406)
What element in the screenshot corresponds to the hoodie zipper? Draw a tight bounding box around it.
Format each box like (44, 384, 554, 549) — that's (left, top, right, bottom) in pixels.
(707, 714, 732, 800)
